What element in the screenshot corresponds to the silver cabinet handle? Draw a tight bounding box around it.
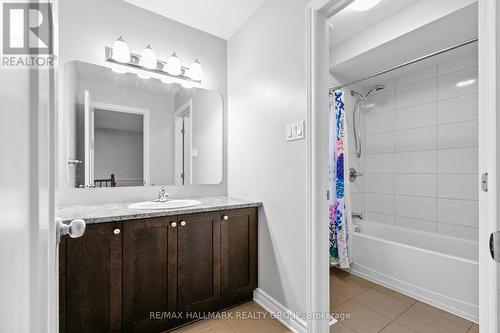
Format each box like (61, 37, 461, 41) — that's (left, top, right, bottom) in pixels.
(222, 215, 229, 221)
(171, 222, 177, 228)
(56, 218, 86, 243)
(113, 228, 120, 235)
(180, 221, 187, 227)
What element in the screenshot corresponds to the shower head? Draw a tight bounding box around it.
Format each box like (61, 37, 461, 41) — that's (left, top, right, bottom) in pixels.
(351, 84, 386, 100)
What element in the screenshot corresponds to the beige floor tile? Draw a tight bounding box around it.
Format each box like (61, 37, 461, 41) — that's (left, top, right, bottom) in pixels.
(415, 302, 473, 327)
(371, 284, 417, 306)
(394, 303, 472, 333)
(333, 300, 391, 333)
(352, 288, 414, 319)
(330, 322, 357, 333)
(468, 323, 479, 333)
(227, 316, 290, 333)
(171, 319, 223, 333)
(379, 322, 417, 333)
(331, 274, 371, 299)
(331, 268, 376, 287)
(331, 291, 349, 309)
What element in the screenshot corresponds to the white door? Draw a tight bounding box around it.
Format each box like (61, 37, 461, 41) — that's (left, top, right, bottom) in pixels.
(479, 0, 500, 331)
(0, 54, 56, 332)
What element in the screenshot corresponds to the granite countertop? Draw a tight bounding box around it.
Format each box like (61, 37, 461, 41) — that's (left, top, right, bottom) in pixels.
(59, 196, 262, 224)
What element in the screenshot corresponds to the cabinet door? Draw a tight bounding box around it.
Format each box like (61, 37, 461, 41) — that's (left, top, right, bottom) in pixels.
(123, 218, 179, 332)
(220, 208, 258, 306)
(177, 212, 221, 315)
(59, 222, 122, 333)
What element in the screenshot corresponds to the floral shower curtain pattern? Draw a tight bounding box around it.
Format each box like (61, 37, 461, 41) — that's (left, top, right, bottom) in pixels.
(329, 90, 351, 269)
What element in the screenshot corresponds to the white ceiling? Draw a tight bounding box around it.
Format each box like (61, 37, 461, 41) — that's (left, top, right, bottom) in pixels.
(123, 0, 267, 40)
(330, 0, 420, 45)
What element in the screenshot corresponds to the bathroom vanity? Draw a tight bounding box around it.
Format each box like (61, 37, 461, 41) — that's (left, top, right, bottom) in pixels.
(58, 198, 260, 333)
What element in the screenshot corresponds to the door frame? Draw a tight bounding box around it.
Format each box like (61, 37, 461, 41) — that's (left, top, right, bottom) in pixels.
(306, 0, 497, 332)
(174, 99, 193, 185)
(478, 0, 497, 331)
(90, 101, 151, 186)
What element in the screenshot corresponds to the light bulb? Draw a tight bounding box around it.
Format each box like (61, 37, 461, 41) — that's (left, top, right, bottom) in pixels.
(112, 37, 131, 63)
(111, 65, 127, 74)
(348, 0, 381, 11)
(139, 45, 157, 70)
(181, 81, 194, 89)
(187, 59, 202, 81)
(161, 76, 173, 84)
(165, 52, 182, 76)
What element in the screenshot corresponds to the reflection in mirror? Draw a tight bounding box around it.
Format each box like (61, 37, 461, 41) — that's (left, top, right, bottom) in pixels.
(64, 61, 223, 188)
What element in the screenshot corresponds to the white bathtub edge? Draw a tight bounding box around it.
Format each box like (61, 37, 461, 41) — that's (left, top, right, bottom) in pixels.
(349, 263, 479, 323)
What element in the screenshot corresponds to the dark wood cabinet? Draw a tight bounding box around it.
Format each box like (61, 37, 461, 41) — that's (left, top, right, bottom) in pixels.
(59, 222, 122, 333)
(59, 208, 257, 333)
(220, 208, 258, 307)
(123, 217, 179, 333)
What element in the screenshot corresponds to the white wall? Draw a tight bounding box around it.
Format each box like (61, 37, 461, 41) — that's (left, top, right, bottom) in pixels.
(360, 45, 479, 241)
(228, 0, 308, 315)
(58, 0, 227, 205)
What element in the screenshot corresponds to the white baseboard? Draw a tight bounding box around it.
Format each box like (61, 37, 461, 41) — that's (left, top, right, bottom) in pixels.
(253, 288, 308, 333)
(350, 263, 479, 323)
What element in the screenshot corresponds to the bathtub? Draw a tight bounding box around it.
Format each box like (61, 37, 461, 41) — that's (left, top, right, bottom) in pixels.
(350, 222, 479, 322)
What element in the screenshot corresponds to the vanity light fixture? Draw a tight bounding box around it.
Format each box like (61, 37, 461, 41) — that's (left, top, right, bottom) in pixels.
(111, 37, 131, 63)
(187, 59, 202, 82)
(105, 38, 202, 84)
(139, 45, 157, 70)
(165, 52, 182, 76)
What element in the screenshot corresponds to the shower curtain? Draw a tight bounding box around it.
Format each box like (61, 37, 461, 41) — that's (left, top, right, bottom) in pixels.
(329, 90, 352, 269)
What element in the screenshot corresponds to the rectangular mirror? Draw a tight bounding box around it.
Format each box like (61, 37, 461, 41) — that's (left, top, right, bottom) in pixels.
(65, 61, 223, 188)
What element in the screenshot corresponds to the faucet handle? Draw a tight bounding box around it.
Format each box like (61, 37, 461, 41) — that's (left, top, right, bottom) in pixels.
(157, 186, 169, 201)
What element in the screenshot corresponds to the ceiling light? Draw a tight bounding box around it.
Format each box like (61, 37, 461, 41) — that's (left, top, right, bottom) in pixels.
(137, 71, 151, 80)
(347, 0, 381, 11)
(139, 45, 157, 70)
(112, 37, 131, 63)
(456, 79, 476, 87)
(181, 81, 194, 89)
(165, 52, 182, 76)
(111, 64, 127, 74)
(187, 59, 202, 81)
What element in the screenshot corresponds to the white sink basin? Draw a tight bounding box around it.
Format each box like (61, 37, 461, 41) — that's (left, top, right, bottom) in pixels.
(128, 199, 202, 210)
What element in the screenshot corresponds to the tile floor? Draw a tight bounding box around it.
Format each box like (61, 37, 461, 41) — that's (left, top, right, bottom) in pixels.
(171, 268, 480, 333)
(330, 268, 479, 333)
(171, 301, 291, 333)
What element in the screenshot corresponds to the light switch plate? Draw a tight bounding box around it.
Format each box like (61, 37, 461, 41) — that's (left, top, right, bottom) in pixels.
(286, 121, 305, 142)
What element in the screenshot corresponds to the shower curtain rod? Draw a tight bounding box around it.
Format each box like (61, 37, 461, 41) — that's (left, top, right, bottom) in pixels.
(330, 37, 478, 91)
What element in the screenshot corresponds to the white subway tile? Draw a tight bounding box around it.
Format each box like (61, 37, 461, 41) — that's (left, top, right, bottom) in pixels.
(396, 65, 437, 88)
(366, 132, 394, 153)
(438, 94, 478, 124)
(396, 78, 437, 109)
(437, 198, 479, 228)
(395, 174, 437, 197)
(395, 216, 437, 233)
(438, 174, 478, 200)
(365, 89, 395, 114)
(366, 174, 394, 194)
(395, 195, 436, 221)
(437, 120, 478, 149)
(366, 193, 394, 215)
(438, 44, 477, 75)
(438, 67, 478, 100)
(437, 223, 478, 241)
(366, 111, 395, 134)
(395, 102, 437, 130)
(395, 127, 437, 152)
(395, 151, 437, 174)
(366, 153, 394, 173)
(437, 148, 478, 173)
(366, 212, 395, 225)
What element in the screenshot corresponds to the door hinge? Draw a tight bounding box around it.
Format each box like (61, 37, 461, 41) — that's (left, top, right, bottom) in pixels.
(326, 190, 330, 201)
(481, 172, 488, 192)
(181, 129, 185, 134)
(181, 173, 185, 179)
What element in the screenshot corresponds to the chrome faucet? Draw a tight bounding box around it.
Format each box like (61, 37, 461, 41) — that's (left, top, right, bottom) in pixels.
(156, 186, 169, 202)
(352, 212, 364, 220)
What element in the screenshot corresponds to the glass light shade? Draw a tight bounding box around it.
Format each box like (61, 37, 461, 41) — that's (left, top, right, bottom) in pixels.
(348, 0, 381, 11)
(165, 52, 182, 76)
(181, 81, 194, 89)
(112, 37, 131, 63)
(139, 45, 157, 70)
(187, 60, 202, 81)
(111, 64, 127, 74)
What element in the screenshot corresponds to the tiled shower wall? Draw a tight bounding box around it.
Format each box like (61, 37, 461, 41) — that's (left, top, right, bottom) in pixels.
(350, 51, 479, 241)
